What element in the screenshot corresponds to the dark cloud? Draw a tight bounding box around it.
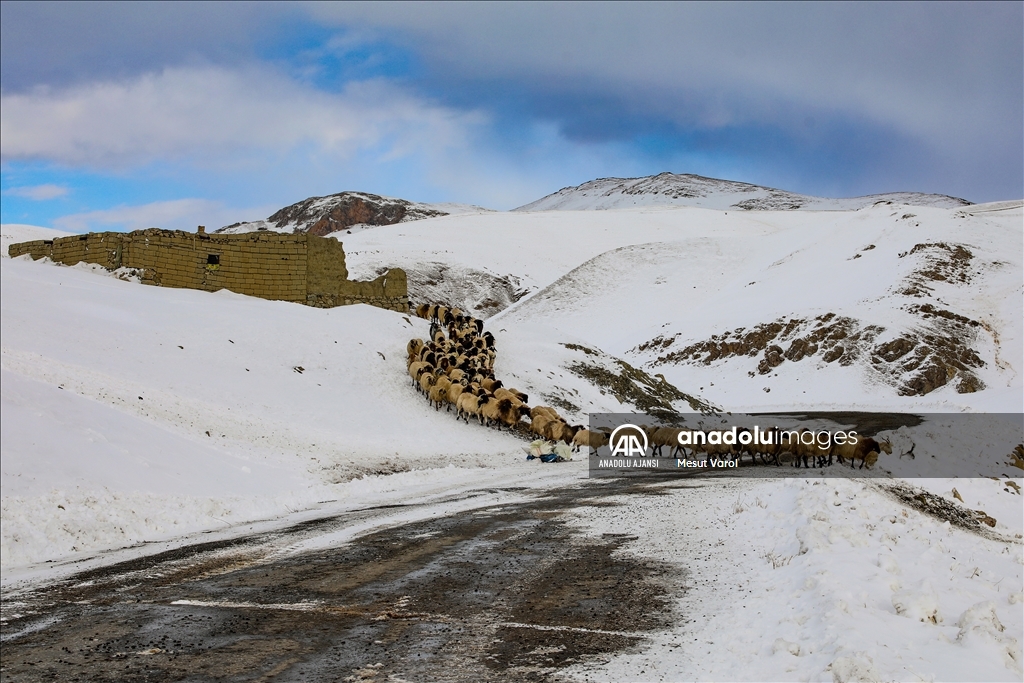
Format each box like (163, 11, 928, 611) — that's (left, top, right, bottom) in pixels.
(0, 1, 284, 90)
(2, 2, 1021, 202)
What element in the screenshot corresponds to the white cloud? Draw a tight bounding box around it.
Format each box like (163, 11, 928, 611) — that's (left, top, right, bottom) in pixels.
(0, 66, 487, 168)
(52, 198, 277, 233)
(3, 184, 69, 200)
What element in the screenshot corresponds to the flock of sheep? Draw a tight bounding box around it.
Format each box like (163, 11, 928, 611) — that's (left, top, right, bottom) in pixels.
(407, 302, 887, 469)
(637, 425, 890, 469)
(407, 303, 606, 453)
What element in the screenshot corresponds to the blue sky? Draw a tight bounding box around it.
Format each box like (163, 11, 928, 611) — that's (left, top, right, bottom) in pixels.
(1, 2, 1021, 231)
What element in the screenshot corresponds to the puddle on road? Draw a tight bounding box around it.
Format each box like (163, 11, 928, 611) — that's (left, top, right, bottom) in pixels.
(0, 480, 680, 682)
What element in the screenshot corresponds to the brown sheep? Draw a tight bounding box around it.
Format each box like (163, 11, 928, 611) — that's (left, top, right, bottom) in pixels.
(549, 421, 580, 445)
(572, 429, 609, 454)
(530, 406, 561, 421)
(531, 413, 562, 439)
(418, 371, 437, 395)
(647, 426, 681, 457)
(408, 361, 433, 385)
(455, 391, 477, 423)
(480, 396, 523, 430)
(446, 378, 468, 411)
(832, 436, 886, 469)
(428, 376, 452, 410)
(407, 338, 425, 363)
(493, 387, 527, 409)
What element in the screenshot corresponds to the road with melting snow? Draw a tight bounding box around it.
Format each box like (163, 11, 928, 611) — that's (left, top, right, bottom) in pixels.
(1, 477, 687, 682)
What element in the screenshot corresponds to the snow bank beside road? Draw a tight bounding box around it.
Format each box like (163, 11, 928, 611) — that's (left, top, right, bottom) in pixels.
(565, 474, 1023, 682)
(0, 253, 543, 571)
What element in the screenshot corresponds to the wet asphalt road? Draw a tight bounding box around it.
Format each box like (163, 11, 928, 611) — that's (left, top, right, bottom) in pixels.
(1, 478, 690, 682)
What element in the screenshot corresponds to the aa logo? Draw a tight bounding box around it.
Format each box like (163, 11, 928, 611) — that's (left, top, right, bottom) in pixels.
(609, 424, 648, 457)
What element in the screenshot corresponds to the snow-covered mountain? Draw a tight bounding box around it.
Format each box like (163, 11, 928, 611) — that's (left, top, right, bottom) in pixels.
(516, 172, 972, 211)
(218, 191, 491, 236)
(4, 196, 1022, 681)
(343, 200, 1021, 413)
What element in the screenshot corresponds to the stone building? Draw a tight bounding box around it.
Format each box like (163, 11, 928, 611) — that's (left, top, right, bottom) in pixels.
(7, 227, 408, 313)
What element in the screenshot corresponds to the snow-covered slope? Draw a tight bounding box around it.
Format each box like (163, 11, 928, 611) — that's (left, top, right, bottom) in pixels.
(3, 196, 1021, 680)
(217, 191, 491, 236)
(0, 239, 678, 570)
(1, 224, 73, 252)
(516, 172, 971, 212)
(343, 201, 1022, 412)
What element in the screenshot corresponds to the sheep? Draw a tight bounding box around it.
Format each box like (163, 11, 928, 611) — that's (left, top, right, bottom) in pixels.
(572, 429, 609, 454)
(482, 377, 503, 392)
(480, 396, 524, 430)
(493, 387, 527, 411)
(408, 361, 433, 385)
(407, 338, 425, 363)
(749, 439, 783, 466)
(685, 431, 739, 462)
(831, 436, 885, 469)
(648, 426, 681, 457)
(446, 378, 468, 411)
(415, 303, 431, 319)
(530, 406, 561, 421)
(456, 391, 481, 423)
(783, 430, 833, 468)
(531, 413, 561, 439)
(428, 376, 452, 410)
(418, 370, 437, 395)
(550, 421, 581, 445)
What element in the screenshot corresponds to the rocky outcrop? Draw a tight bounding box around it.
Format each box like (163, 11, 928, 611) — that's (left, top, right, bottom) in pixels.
(219, 192, 450, 236)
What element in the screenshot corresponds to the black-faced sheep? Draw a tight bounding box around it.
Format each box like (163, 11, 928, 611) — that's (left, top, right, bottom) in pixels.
(428, 376, 452, 410)
(408, 361, 433, 386)
(418, 371, 437, 395)
(407, 338, 425, 363)
(832, 436, 887, 469)
(480, 396, 524, 430)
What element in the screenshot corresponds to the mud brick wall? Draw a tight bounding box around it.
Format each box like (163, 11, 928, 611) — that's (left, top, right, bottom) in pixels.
(122, 230, 308, 302)
(8, 229, 409, 313)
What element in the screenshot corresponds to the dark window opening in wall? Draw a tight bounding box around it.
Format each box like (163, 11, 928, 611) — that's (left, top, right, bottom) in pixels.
(207, 254, 220, 265)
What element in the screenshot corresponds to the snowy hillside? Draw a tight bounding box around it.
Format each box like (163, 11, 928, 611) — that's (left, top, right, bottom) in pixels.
(342, 201, 1021, 414)
(217, 191, 491, 236)
(2, 195, 1021, 681)
(0, 224, 685, 573)
(516, 172, 971, 212)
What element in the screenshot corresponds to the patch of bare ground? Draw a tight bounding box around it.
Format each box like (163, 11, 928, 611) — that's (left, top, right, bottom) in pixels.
(631, 241, 1001, 396)
(375, 262, 531, 318)
(561, 343, 717, 420)
(878, 482, 1022, 543)
(637, 312, 986, 397)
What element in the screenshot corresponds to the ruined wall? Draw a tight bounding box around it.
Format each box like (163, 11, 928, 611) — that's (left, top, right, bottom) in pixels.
(8, 229, 408, 313)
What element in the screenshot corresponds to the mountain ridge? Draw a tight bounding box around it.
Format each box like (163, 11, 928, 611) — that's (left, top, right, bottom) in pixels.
(515, 172, 972, 212)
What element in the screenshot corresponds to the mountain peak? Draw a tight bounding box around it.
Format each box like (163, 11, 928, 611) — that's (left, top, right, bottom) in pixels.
(219, 191, 490, 236)
(515, 172, 971, 212)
